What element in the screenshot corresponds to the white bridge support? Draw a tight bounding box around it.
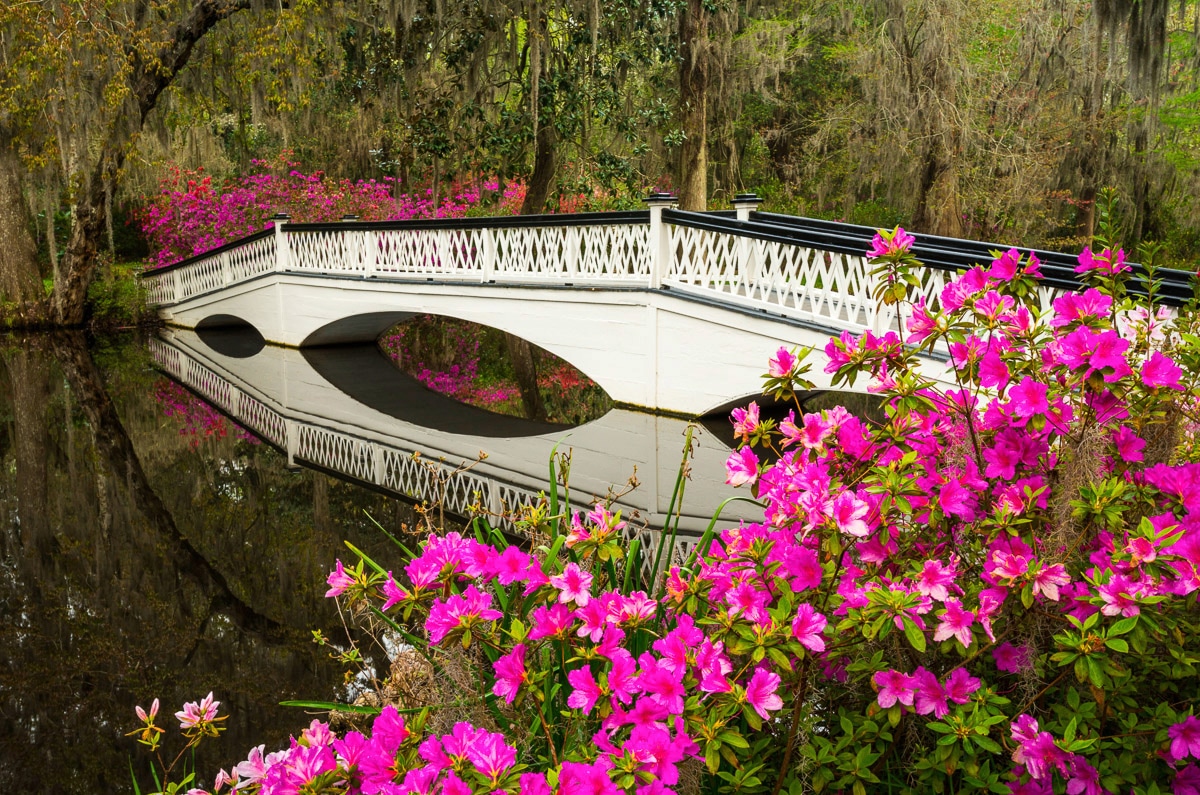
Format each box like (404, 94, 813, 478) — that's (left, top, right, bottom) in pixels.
(142, 197, 1148, 416)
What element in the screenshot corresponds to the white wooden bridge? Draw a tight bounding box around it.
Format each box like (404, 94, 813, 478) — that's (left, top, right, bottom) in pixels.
(150, 328, 758, 571)
(141, 195, 1189, 417)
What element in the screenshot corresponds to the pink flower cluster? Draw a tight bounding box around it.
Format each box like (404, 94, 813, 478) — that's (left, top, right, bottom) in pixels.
(178, 229, 1200, 795)
(138, 161, 519, 269)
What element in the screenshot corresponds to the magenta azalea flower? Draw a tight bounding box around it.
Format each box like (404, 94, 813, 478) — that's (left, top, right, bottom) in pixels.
(867, 226, 916, 258)
(791, 603, 828, 652)
(528, 603, 575, 640)
(873, 669, 915, 709)
(380, 574, 406, 611)
(1142, 351, 1184, 390)
(932, 598, 975, 648)
(725, 446, 759, 487)
(1170, 716, 1200, 761)
(425, 585, 502, 644)
(768, 347, 798, 377)
(492, 644, 527, 704)
(325, 559, 356, 598)
(744, 667, 784, 720)
(567, 666, 603, 714)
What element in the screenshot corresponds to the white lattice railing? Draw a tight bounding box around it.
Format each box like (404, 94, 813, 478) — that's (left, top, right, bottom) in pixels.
(143, 202, 1182, 338)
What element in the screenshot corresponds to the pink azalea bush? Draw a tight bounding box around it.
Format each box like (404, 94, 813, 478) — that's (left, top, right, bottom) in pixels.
(143, 231, 1200, 794)
(137, 159, 517, 269)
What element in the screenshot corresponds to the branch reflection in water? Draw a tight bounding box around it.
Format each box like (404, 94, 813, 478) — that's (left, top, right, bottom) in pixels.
(0, 332, 409, 792)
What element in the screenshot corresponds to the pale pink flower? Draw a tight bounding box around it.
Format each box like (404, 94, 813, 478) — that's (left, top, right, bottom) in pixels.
(175, 692, 220, 730)
(933, 598, 975, 648)
(135, 698, 160, 723)
(550, 563, 594, 607)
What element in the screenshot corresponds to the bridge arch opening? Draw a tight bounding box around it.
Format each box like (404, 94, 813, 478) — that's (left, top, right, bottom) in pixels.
(195, 315, 266, 358)
(376, 314, 613, 426)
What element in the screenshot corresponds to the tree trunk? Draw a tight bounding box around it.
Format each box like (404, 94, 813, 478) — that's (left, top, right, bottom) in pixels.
(9, 344, 50, 552)
(520, 118, 558, 215)
(511, 92, 556, 418)
(677, 0, 710, 211)
(505, 332, 547, 421)
(55, 0, 251, 326)
(0, 136, 45, 314)
(50, 331, 287, 640)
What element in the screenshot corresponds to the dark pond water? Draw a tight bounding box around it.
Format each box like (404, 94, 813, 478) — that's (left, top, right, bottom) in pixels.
(0, 329, 754, 793)
(0, 332, 429, 792)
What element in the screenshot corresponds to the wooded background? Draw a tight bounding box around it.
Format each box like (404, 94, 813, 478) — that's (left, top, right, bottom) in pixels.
(4, 0, 1200, 323)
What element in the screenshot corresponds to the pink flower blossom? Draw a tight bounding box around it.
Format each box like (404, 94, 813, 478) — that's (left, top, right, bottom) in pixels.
(873, 669, 915, 709)
(725, 447, 759, 487)
(175, 692, 220, 730)
(1169, 716, 1200, 761)
(1142, 351, 1184, 390)
(832, 491, 871, 537)
(867, 226, 916, 258)
(791, 603, 828, 652)
(768, 347, 798, 377)
(567, 666, 603, 714)
(993, 642, 1031, 673)
(492, 644, 527, 704)
(744, 667, 784, 720)
(915, 559, 958, 602)
(325, 560, 356, 597)
(528, 603, 575, 640)
(933, 598, 975, 647)
(425, 585, 502, 644)
(135, 698, 160, 723)
(551, 563, 594, 607)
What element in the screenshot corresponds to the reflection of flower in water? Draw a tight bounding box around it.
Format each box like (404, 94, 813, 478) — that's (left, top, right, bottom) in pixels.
(154, 380, 259, 448)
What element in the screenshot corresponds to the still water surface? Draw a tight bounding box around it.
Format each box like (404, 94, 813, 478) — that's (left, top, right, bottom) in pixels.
(0, 331, 745, 793)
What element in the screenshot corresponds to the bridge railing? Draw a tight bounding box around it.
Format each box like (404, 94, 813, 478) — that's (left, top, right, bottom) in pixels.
(141, 196, 1194, 326)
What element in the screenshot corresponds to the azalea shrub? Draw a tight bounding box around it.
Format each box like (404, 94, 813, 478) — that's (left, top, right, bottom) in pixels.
(158, 231, 1200, 795)
(137, 160, 522, 269)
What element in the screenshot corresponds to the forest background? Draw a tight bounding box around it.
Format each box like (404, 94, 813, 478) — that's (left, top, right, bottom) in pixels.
(4, 0, 1200, 326)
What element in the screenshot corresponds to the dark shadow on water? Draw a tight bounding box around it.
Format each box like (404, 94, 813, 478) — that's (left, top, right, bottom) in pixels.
(196, 321, 266, 358)
(301, 343, 574, 438)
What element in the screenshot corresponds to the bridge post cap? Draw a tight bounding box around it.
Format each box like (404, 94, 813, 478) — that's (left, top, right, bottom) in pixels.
(642, 192, 677, 205)
(340, 214, 360, 221)
(271, 212, 292, 220)
(732, 193, 764, 206)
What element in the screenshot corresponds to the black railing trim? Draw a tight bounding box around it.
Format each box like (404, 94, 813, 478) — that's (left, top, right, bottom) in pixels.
(143, 228, 276, 276)
(666, 209, 1193, 305)
(283, 209, 650, 234)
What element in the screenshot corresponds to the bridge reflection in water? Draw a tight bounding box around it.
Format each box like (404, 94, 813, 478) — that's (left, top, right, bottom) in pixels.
(150, 329, 760, 576)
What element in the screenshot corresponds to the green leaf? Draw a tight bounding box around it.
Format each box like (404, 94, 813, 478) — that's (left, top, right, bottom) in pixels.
(1108, 616, 1138, 636)
(904, 620, 927, 652)
(344, 541, 387, 576)
(279, 700, 383, 715)
(1105, 638, 1129, 654)
(973, 735, 1002, 754)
